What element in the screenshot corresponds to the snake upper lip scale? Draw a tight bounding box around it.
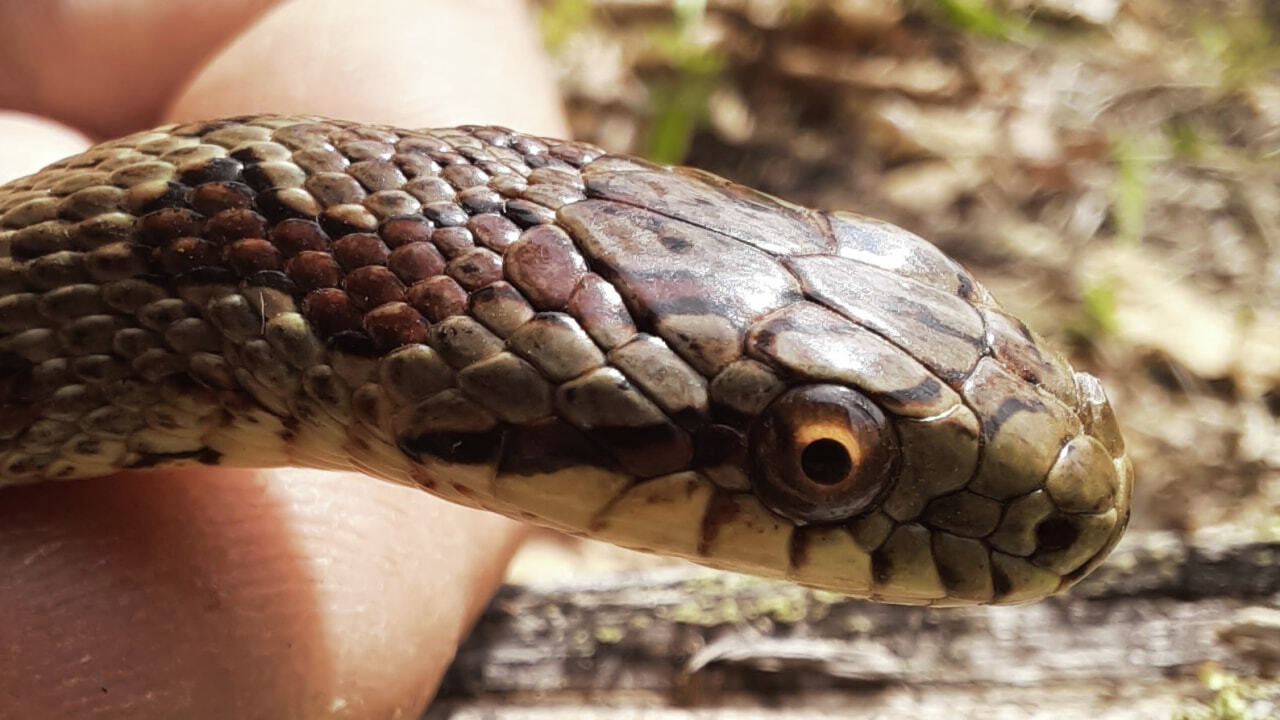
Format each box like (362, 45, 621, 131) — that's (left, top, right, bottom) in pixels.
(0, 115, 1132, 606)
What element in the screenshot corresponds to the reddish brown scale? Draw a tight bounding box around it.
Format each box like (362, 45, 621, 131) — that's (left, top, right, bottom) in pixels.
(286, 250, 343, 291)
(303, 288, 363, 336)
(431, 226, 475, 259)
(159, 237, 219, 274)
(332, 233, 390, 270)
(379, 216, 433, 249)
(344, 265, 405, 309)
(363, 302, 430, 352)
(225, 238, 283, 276)
(138, 208, 203, 246)
(504, 224, 587, 310)
(407, 276, 468, 321)
(468, 213, 520, 252)
(319, 203, 378, 236)
(270, 219, 330, 256)
(388, 242, 446, 284)
(190, 182, 255, 216)
(205, 208, 268, 245)
(446, 248, 504, 290)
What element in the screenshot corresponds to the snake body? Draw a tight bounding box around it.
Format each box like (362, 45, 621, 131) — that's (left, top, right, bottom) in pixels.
(0, 116, 1131, 605)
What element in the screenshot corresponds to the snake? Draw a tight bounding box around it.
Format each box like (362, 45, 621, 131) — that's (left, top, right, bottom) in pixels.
(0, 115, 1132, 606)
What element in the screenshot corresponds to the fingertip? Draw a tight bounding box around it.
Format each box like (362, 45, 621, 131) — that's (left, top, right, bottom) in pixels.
(0, 0, 279, 136)
(0, 112, 92, 183)
(165, 0, 567, 136)
(0, 467, 526, 718)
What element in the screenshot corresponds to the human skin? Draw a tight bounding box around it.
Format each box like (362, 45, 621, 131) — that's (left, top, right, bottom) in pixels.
(0, 1, 567, 717)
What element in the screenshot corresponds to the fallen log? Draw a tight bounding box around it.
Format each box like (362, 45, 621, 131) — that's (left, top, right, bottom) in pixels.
(429, 531, 1280, 718)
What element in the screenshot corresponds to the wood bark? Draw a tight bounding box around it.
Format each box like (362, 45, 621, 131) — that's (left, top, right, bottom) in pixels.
(427, 531, 1280, 718)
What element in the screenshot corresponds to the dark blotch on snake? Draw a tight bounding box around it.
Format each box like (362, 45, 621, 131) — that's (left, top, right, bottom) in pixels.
(697, 490, 742, 556)
(1035, 515, 1079, 552)
(399, 428, 505, 465)
(500, 420, 614, 475)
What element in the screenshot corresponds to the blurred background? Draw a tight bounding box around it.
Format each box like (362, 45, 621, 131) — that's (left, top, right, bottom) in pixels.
(437, 1, 1280, 718)
(536, 0, 1279, 539)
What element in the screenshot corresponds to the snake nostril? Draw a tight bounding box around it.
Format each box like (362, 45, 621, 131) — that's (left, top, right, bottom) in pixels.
(1035, 515, 1079, 552)
(800, 438, 852, 485)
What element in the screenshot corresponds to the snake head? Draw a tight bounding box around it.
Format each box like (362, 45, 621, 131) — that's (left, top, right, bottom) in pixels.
(546, 160, 1133, 606)
(725, 211, 1134, 605)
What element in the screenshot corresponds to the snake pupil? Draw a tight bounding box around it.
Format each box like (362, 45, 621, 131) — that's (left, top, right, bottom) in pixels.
(799, 438, 852, 485)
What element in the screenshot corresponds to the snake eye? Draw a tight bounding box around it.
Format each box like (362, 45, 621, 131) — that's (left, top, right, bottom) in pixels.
(750, 384, 898, 524)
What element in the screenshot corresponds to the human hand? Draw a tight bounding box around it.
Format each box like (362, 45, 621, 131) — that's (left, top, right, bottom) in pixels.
(0, 1, 566, 717)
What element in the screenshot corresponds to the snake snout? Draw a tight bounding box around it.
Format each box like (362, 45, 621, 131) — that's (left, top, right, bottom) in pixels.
(1041, 371, 1133, 586)
(989, 370, 1133, 599)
